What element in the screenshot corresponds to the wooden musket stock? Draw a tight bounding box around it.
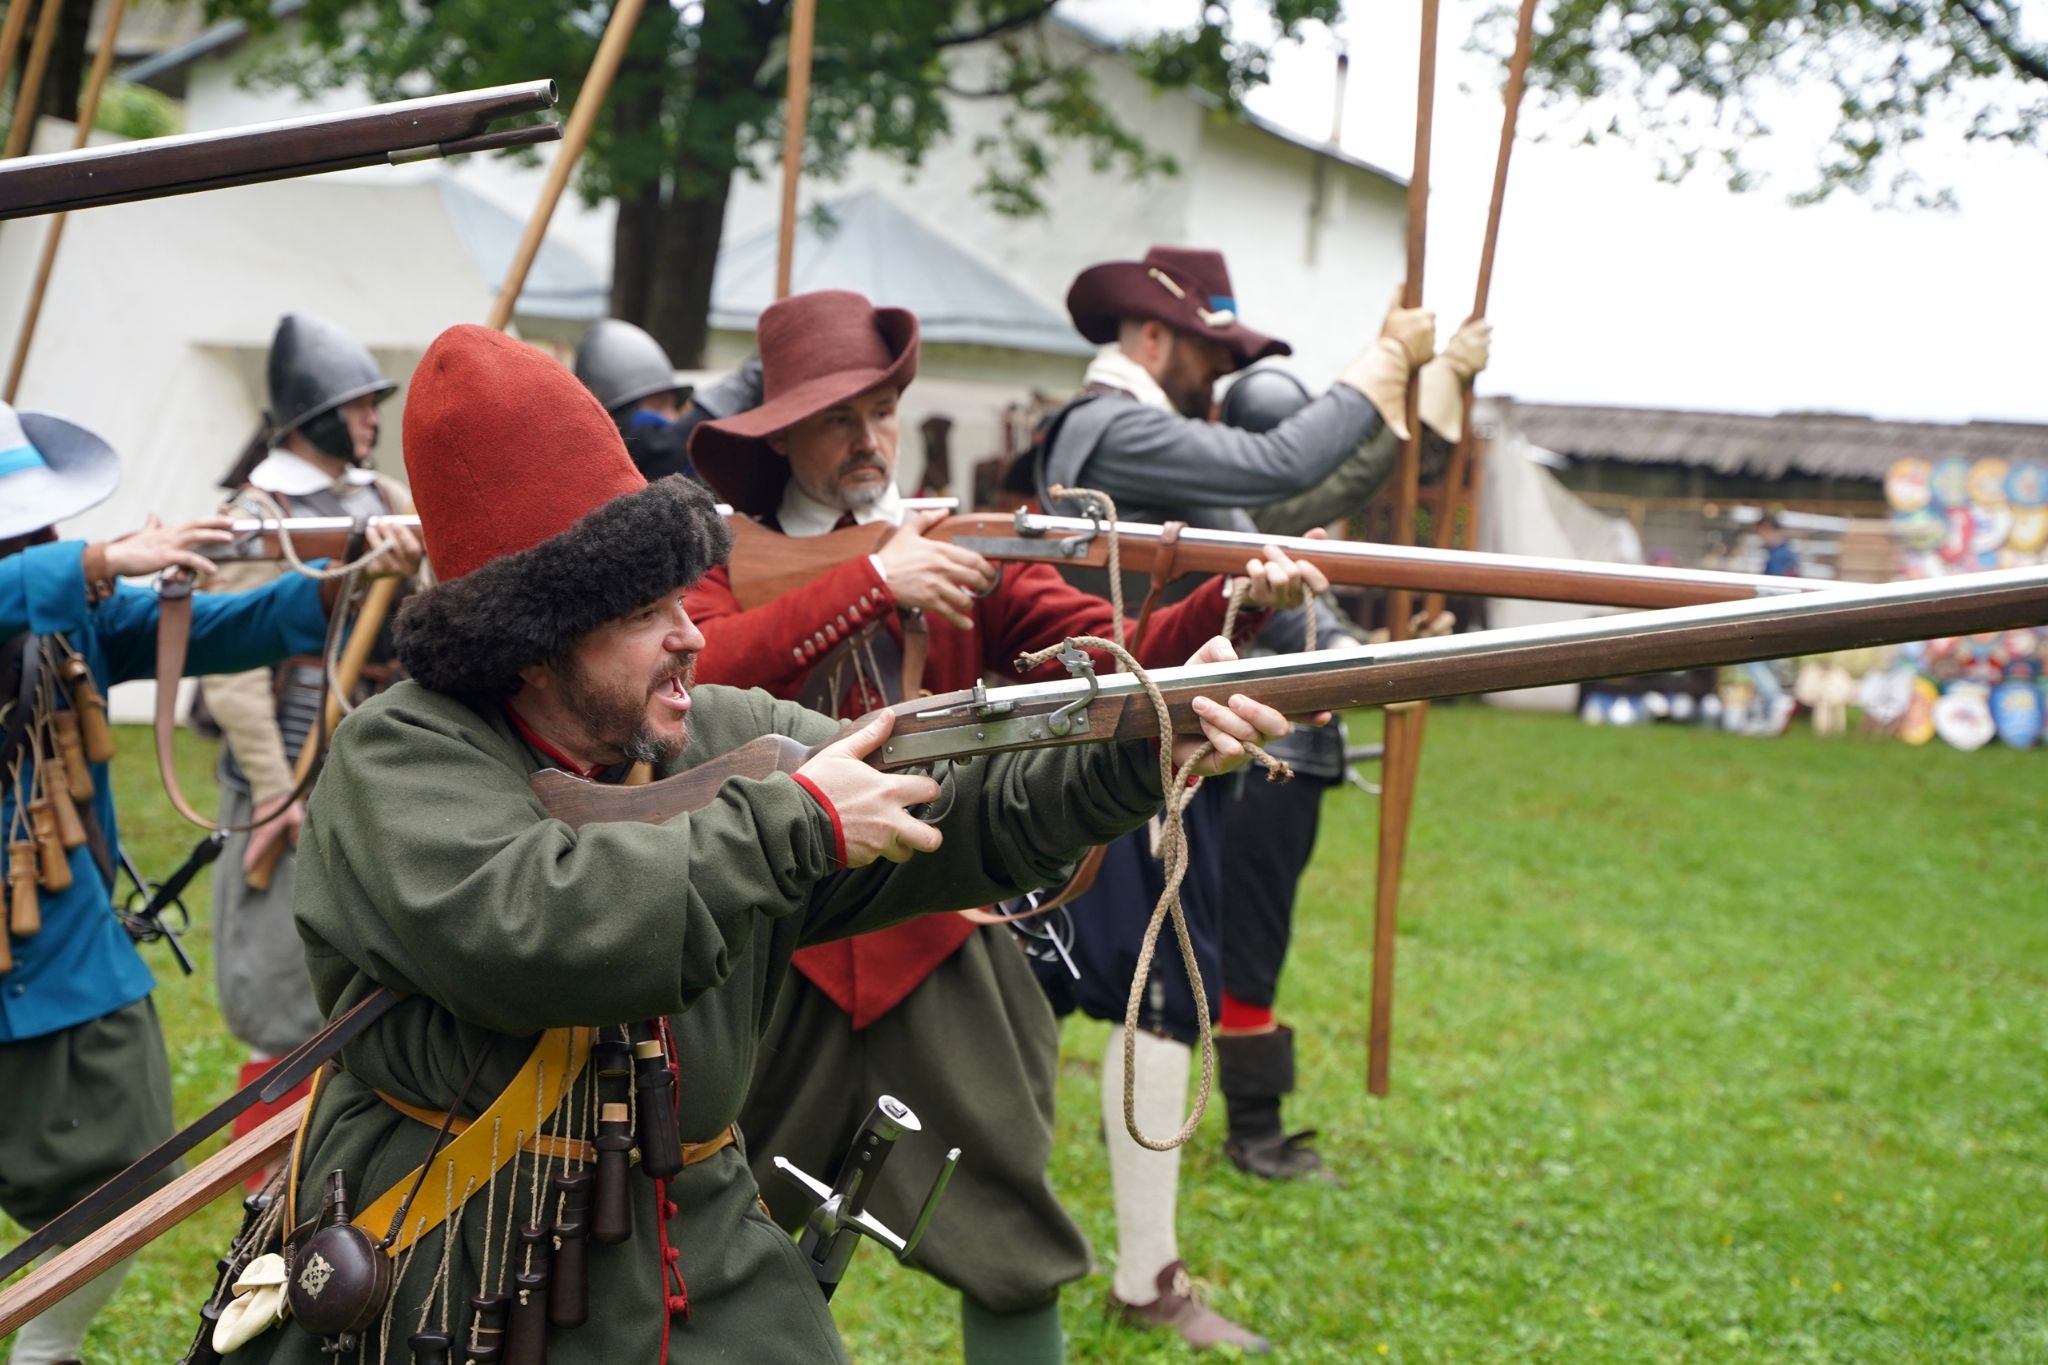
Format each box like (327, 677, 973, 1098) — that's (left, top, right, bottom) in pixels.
(532, 567, 2048, 827)
(0, 81, 561, 220)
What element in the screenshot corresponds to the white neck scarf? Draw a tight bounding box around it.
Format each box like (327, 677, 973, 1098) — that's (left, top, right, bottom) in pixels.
(247, 449, 376, 497)
(1084, 344, 1176, 415)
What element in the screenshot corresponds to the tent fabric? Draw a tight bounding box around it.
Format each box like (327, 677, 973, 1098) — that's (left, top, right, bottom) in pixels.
(1478, 431, 1641, 713)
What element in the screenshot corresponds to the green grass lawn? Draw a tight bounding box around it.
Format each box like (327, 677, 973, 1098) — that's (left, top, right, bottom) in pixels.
(9, 711, 2046, 1362)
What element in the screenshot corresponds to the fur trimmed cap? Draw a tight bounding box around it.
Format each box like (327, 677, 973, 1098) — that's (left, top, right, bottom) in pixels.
(392, 324, 730, 698)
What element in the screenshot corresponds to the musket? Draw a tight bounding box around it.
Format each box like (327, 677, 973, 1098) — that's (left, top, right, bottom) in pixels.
(0, 81, 561, 221)
(532, 565, 2048, 827)
(723, 506, 1816, 613)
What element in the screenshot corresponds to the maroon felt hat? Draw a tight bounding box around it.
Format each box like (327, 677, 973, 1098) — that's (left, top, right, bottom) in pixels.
(1065, 246, 1290, 371)
(691, 290, 919, 516)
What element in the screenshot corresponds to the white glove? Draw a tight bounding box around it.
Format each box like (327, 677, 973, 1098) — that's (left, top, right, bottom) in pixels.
(213, 1252, 290, 1352)
(1336, 287, 1435, 440)
(1416, 317, 1493, 443)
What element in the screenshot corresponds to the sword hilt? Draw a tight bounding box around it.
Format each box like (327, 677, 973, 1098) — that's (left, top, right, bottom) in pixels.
(773, 1094, 961, 1299)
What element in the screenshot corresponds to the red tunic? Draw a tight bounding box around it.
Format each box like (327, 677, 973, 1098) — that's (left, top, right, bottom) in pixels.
(689, 537, 1257, 1028)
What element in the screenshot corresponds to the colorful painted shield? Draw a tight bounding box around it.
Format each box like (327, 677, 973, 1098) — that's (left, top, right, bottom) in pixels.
(2007, 460, 2048, 508)
(1968, 458, 2011, 508)
(1898, 677, 1939, 746)
(1930, 457, 1971, 509)
(1991, 681, 2044, 749)
(1886, 457, 1932, 512)
(1932, 684, 1997, 751)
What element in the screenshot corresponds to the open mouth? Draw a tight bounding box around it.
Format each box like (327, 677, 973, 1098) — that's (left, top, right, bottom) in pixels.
(652, 671, 691, 715)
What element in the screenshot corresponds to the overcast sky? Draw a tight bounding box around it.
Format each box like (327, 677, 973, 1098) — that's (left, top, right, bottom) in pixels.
(1065, 0, 2048, 426)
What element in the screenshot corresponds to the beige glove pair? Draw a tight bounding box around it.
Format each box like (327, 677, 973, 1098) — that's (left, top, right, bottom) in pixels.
(1336, 289, 1435, 440)
(1418, 317, 1493, 442)
(1336, 291, 1494, 443)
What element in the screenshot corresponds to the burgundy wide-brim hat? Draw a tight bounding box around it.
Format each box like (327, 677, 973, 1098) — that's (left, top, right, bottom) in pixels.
(1066, 245, 1290, 371)
(691, 290, 919, 517)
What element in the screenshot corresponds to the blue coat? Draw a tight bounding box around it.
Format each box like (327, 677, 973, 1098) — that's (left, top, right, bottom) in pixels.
(0, 540, 329, 1040)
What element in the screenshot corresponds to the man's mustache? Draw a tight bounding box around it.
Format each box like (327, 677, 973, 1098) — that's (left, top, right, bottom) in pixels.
(837, 455, 887, 477)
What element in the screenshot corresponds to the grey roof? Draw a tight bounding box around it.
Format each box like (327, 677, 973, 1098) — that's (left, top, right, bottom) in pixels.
(1493, 399, 2048, 482)
(437, 178, 609, 321)
(708, 189, 1093, 356)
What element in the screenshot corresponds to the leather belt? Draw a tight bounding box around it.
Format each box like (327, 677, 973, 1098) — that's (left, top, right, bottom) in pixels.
(373, 1097, 739, 1172)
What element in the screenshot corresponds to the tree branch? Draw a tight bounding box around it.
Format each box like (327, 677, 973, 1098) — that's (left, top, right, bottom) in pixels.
(1949, 0, 2048, 84)
(936, 0, 1059, 49)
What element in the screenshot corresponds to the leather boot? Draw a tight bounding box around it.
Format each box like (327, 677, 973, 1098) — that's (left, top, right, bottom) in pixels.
(1108, 1260, 1271, 1354)
(1218, 1026, 1339, 1185)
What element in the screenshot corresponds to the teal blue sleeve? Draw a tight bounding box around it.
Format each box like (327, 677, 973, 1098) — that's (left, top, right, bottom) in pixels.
(0, 540, 92, 638)
(95, 569, 329, 685)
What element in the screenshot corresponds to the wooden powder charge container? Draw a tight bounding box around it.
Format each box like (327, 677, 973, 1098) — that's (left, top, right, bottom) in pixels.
(631, 1032, 683, 1178)
(9, 841, 41, 939)
(42, 763, 87, 850)
(408, 1332, 453, 1365)
(462, 1291, 510, 1362)
(545, 1170, 591, 1328)
(590, 1103, 634, 1245)
(26, 799, 71, 892)
(502, 1223, 553, 1365)
(60, 656, 115, 763)
(52, 710, 92, 798)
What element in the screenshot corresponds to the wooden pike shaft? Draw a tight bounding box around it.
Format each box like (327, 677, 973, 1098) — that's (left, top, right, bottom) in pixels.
(774, 0, 817, 300)
(4, 0, 125, 403)
(0, 3, 37, 129)
(485, 0, 646, 331)
(1424, 0, 1542, 621)
(2, 0, 63, 160)
(1370, 0, 1442, 1098)
(0, 1104, 302, 1336)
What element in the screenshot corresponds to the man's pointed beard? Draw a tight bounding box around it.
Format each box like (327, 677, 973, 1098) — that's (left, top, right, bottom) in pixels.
(558, 654, 696, 767)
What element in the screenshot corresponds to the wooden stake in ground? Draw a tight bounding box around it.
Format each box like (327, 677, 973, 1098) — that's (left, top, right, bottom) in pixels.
(773, 0, 817, 300)
(3, 0, 124, 403)
(1422, 0, 1541, 626)
(484, 0, 648, 331)
(2, 0, 64, 160)
(1368, 0, 1441, 1098)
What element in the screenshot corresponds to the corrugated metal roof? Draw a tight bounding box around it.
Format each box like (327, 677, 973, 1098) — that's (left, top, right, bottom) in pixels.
(1492, 400, 2048, 482)
(708, 189, 1093, 357)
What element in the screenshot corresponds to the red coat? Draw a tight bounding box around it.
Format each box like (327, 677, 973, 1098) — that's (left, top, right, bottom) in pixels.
(689, 538, 1257, 1028)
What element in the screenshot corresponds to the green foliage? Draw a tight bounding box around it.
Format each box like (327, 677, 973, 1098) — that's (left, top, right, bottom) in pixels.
(199, 0, 1333, 220)
(21, 712, 2046, 1361)
(1482, 0, 2048, 206)
(92, 82, 184, 141)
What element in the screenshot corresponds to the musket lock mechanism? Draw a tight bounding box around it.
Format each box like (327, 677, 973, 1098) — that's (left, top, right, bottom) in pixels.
(773, 1094, 959, 1302)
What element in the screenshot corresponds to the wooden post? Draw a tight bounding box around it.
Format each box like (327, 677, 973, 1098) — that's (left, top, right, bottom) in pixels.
(484, 0, 648, 331)
(1423, 0, 1541, 623)
(1368, 0, 1441, 1099)
(773, 0, 817, 300)
(3, 0, 124, 403)
(3, 0, 64, 160)
(0, 2, 39, 122)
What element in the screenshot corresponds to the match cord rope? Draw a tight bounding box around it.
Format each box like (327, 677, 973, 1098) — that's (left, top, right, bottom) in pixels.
(1015, 632, 1293, 1152)
(379, 1214, 426, 1365)
(1046, 486, 1126, 654)
(420, 1167, 475, 1337)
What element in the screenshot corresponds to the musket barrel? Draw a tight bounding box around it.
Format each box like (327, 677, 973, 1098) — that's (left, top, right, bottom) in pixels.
(874, 566, 2048, 767)
(0, 81, 559, 220)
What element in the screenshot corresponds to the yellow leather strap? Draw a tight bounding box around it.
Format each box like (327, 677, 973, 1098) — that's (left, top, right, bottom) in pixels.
(355, 1027, 591, 1258)
(375, 1094, 596, 1167)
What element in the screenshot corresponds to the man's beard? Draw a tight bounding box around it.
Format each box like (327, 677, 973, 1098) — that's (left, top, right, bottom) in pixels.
(558, 652, 696, 767)
(835, 455, 891, 509)
(1161, 343, 1216, 419)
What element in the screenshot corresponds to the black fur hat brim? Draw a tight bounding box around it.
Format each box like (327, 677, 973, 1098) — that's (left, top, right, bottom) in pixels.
(394, 475, 730, 700)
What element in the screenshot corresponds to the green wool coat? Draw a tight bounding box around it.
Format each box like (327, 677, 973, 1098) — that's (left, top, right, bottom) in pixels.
(226, 680, 1163, 1364)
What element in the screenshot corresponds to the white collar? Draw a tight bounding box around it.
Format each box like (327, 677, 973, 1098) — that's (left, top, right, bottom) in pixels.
(247, 449, 377, 498)
(776, 477, 904, 538)
(1084, 345, 1177, 415)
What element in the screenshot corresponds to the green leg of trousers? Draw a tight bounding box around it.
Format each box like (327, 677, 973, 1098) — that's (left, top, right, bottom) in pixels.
(962, 1293, 1064, 1365)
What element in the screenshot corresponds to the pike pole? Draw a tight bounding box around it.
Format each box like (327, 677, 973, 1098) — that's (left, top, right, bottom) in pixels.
(774, 0, 818, 300)
(1369, 0, 1442, 1097)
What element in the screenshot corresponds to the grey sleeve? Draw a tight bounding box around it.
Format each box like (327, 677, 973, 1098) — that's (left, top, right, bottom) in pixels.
(1249, 425, 1402, 536)
(1062, 386, 1384, 510)
(1252, 596, 1358, 656)
(690, 355, 765, 420)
